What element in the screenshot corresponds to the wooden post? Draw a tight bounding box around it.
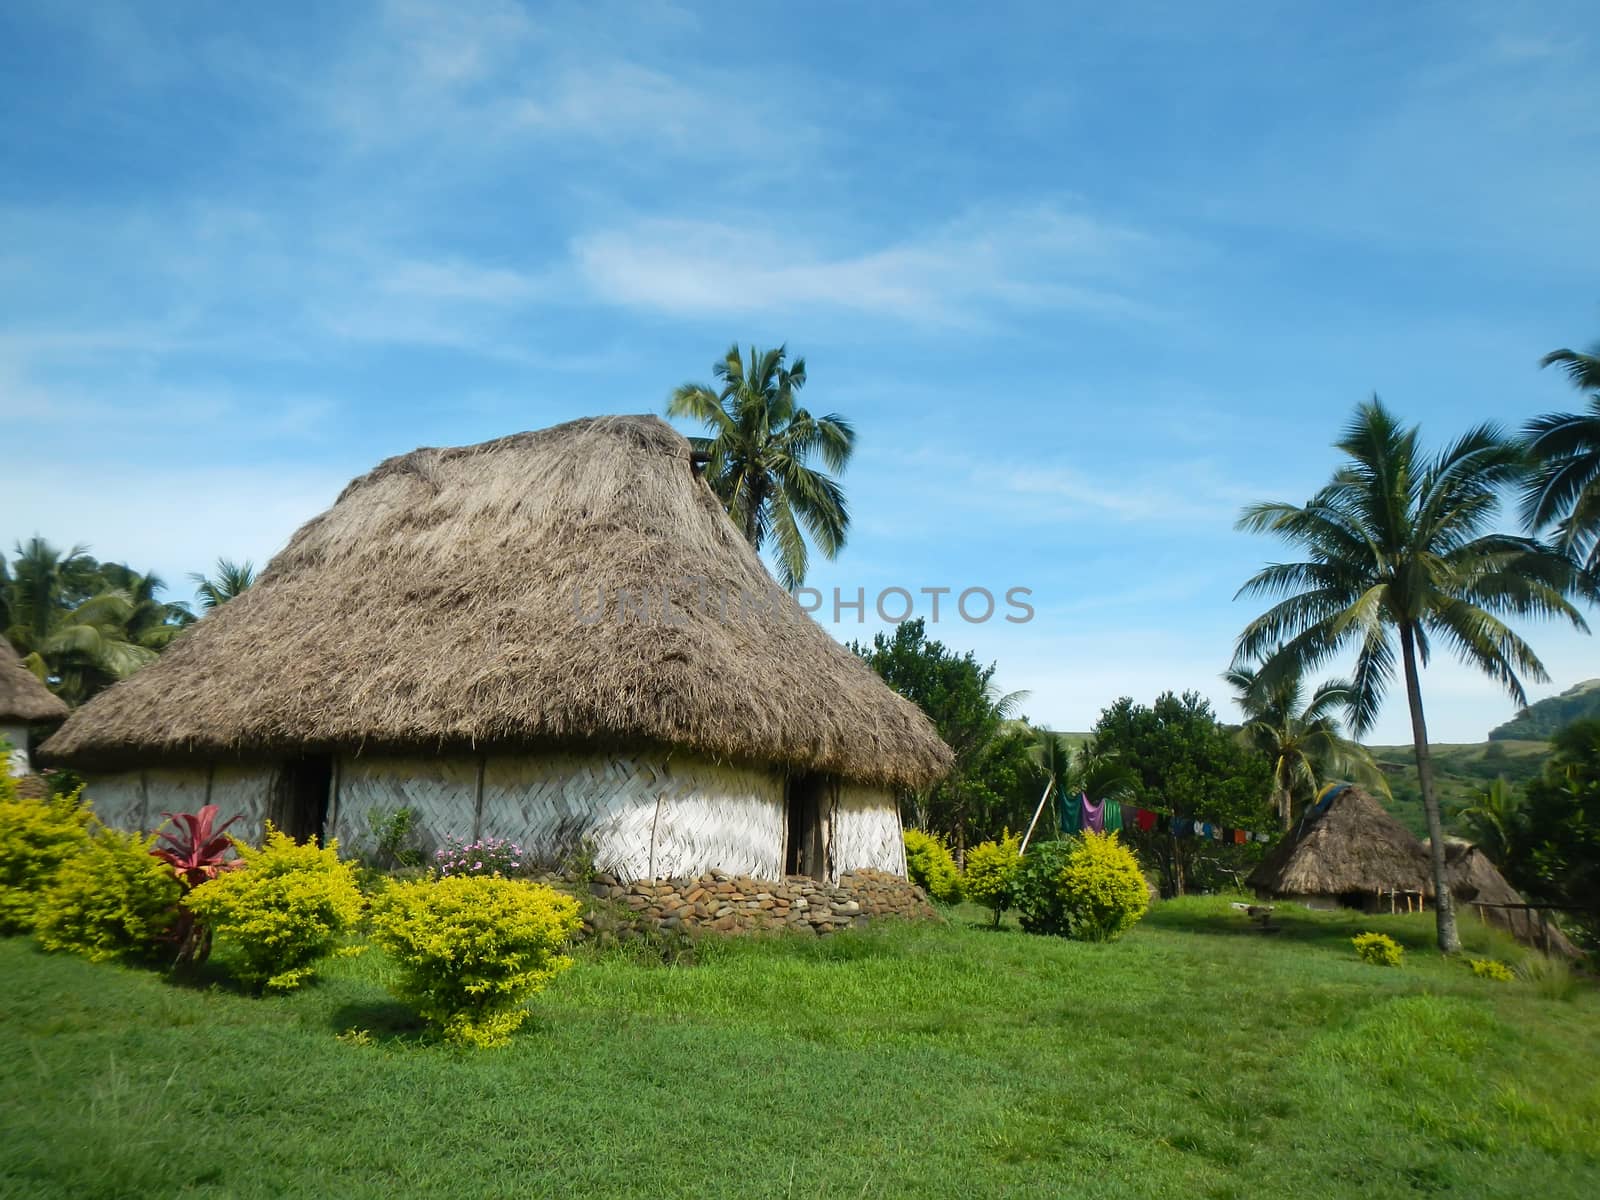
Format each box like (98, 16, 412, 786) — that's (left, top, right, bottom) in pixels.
(1019, 778, 1055, 857)
(137, 770, 150, 833)
(471, 754, 486, 842)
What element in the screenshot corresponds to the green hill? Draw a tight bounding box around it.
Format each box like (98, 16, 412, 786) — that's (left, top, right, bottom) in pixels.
(1490, 678, 1600, 741)
(1365, 740, 1551, 838)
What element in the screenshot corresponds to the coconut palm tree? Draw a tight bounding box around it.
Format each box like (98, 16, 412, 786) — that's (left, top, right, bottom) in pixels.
(97, 563, 194, 648)
(1233, 397, 1587, 953)
(1223, 662, 1388, 830)
(189, 559, 256, 611)
(667, 344, 854, 589)
(1454, 777, 1523, 869)
(1522, 337, 1600, 573)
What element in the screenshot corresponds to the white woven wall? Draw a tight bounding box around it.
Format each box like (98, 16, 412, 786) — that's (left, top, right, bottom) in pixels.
(832, 784, 906, 877)
(3, 722, 29, 777)
(331, 755, 477, 859)
(85, 770, 146, 831)
(210, 765, 275, 844)
(479, 751, 785, 881)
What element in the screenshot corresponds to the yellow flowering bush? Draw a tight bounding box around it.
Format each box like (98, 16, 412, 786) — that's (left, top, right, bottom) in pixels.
(1352, 931, 1404, 967)
(903, 828, 963, 903)
(1469, 957, 1515, 983)
(36, 826, 181, 962)
(963, 830, 1022, 925)
(370, 875, 582, 1048)
(0, 787, 93, 934)
(1056, 831, 1149, 942)
(184, 826, 365, 992)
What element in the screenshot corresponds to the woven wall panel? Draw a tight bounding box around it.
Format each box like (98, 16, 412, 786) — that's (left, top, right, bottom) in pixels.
(332, 755, 477, 859)
(85, 770, 147, 831)
(651, 760, 785, 881)
(143, 767, 213, 829)
(210, 766, 275, 844)
(479, 751, 784, 881)
(832, 784, 906, 876)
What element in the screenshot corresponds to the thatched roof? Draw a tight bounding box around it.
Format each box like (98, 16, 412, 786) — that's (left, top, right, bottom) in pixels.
(1249, 785, 1432, 898)
(41, 415, 952, 789)
(0, 640, 68, 723)
(1436, 839, 1581, 958)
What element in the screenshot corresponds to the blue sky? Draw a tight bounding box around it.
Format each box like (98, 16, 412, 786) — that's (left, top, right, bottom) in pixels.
(3, 0, 1597, 744)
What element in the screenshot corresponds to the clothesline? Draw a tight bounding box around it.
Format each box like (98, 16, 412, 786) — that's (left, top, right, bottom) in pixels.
(1060, 791, 1276, 845)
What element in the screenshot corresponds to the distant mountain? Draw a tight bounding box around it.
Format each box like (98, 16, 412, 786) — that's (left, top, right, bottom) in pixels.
(1488, 679, 1600, 742)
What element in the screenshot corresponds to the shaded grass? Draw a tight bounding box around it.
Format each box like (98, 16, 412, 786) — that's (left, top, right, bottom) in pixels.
(1, 898, 1597, 1198)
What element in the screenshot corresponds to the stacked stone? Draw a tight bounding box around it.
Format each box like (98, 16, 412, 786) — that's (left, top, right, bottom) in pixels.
(576, 867, 937, 937)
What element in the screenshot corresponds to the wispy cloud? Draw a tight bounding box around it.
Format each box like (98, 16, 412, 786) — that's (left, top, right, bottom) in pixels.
(572, 204, 1171, 326)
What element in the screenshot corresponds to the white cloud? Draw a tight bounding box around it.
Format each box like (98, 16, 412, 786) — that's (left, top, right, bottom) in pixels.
(572, 204, 1168, 326)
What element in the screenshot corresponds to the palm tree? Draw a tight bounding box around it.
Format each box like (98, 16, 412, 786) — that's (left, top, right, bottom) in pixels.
(1223, 663, 1388, 830)
(97, 563, 194, 648)
(1233, 397, 1587, 952)
(189, 559, 257, 610)
(3, 540, 159, 705)
(1522, 337, 1600, 574)
(1454, 777, 1522, 868)
(667, 344, 854, 589)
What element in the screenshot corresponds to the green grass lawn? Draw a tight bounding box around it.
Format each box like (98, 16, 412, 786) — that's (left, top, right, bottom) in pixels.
(2, 898, 1596, 1199)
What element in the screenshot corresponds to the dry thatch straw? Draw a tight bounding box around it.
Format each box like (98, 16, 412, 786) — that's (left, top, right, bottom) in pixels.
(42, 415, 952, 790)
(1249, 785, 1432, 898)
(0, 640, 68, 723)
(1435, 838, 1581, 958)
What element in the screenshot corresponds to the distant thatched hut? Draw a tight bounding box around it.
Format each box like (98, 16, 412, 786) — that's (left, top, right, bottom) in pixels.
(1, 640, 68, 777)
(1249, 784, 1432, 911)
(41, 416, 952, 881)
(1434, 838, 1581, 958)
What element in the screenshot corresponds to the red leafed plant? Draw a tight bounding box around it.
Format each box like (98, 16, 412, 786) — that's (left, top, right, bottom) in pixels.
(151, 805, 242, 964)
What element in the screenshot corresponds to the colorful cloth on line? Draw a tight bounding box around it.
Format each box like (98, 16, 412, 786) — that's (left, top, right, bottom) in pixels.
(1134, 808, 1157, 833)
(1082, 794, 1104, 834)
(1105, 801, 1123, 834)
(1060, 792, 1082, 834)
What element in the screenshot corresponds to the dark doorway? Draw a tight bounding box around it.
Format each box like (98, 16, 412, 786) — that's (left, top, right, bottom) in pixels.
(785, 773, 828, 878)
(277, 755, 333, 844)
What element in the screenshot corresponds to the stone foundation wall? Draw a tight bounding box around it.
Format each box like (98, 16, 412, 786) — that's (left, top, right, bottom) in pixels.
(579, 867, 938, 936)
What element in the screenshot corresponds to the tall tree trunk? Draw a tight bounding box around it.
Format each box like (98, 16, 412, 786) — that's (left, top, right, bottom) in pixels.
(1399, 622, 1461, 954)
(1276, 765, 1293, 831)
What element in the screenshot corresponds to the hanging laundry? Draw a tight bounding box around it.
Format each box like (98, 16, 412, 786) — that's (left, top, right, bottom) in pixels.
(1060, 791, 1082, 834)
(1199, 822, 1213, 839)
(1105, 801, 1123, 834)
(1082, 794, 1104, 834)
(1135, 808, 1157, 833)
(1233, 828, 1247, 845)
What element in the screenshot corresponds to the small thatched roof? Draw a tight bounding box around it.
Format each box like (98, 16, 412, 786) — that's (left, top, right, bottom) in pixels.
(1250, 785, 1432, 898)
(1436, 839, 1581, 958)
(0, 640, 68, 723)
(41, 415, 952, 789)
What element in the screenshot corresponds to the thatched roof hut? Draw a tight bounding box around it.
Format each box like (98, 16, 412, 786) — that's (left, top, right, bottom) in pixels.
(1, 640, 68, 777)
(42, 415, 951, 882)
(1249, 784, 1432, 909)
(1435, 838, 1581, 959)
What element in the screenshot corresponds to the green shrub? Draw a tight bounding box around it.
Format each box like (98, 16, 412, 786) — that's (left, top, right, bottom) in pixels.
(0, 788, 93, 934)
(184, 826, 365, 992)
(1012, 834, 1150, 940)
(370, 875, 583, 1048)
(1010, 839, 1078, 935)
(35, 826, 181, 962)
(903, 829, 962, 903)
(1468, 957, 1514, 983)
(1353, 931, 1404, 967)
(963, 830, 1021, 925)
(1056, 832, 1148, 942)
